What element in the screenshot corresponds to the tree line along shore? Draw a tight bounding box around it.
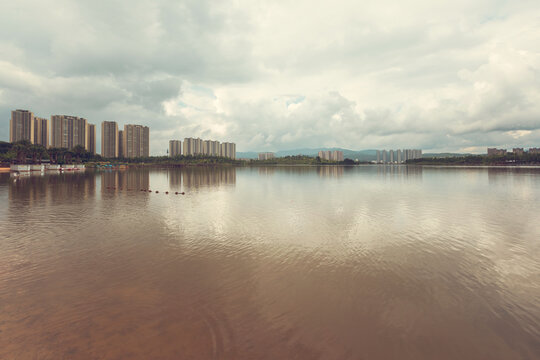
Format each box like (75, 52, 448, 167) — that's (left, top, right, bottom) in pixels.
(2, 140, 539, 167)
(0, 141, 359, 167)
(407, 153, 540, 166)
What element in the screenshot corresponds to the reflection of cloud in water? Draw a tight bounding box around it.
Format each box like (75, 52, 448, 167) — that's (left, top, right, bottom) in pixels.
(1, 167, 540, 359)
(377, 165, 423, 179)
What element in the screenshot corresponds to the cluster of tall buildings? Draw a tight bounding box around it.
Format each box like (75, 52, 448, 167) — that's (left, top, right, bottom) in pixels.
(488, 147, 540, 156)
(168, 138, 236, 159)
(376, 149, 422, 164)
(10, 110, 97, 153)
(102, 121, 150, 158)
(258, 152, 275, 160)
(318, 150, 344, 162)
(9, 109, 149, 158)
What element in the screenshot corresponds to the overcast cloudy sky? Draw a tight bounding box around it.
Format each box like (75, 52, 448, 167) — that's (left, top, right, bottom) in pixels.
(1, 0, 539, 154)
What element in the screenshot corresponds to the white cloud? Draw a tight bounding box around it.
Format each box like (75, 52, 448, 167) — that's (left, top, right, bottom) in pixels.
(1, 0, 540, 154)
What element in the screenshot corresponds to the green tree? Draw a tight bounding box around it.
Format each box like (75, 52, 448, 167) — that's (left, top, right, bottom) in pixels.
(13, 140, 31, 163)
(29, 144, 48, 164)
(64, 150, 74, 164)
(72, 145, 86, 163)
(0, 141, 13, 154)
(48, 147, 60, 164)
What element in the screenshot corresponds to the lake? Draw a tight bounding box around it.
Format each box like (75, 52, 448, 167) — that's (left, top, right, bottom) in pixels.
(0, 166, 539, 359)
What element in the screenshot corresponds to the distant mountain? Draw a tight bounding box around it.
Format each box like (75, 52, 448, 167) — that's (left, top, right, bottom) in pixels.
(237, 148, 378, 161)
(236, 151, 259, 159)
(237, 148, 473, 161)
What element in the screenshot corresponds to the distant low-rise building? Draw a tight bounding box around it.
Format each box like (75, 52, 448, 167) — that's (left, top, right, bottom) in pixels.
(529, 148, 540, 154)
(258, 152, 275, 160)
(512, 148, 524, 155)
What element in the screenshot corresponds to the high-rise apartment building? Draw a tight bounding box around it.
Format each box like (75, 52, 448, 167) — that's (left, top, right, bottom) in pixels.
(487, 148, 507, 156)
(50, 115, 90, 150)
(123, 124, 149, 158)
(376, 149, 422, 163)
(10, 109, 34, 143)
(87, 124, 96, 154)
(180, 137, 235, 158)
(258, 152, 275, 160)
(33, 117, 49, 147)
(220, 142, 236, 159)
(202, 140, 211, 155)
(101, 121, 119, 158)
(169, 140, 182, 157)
(211, 141, 220, 156)
(118, 130, 124, 158)
(183, 138, 202, 156)
(318, 150, 343, 161)
(318, 150, 330, 160)
(332, 150, 344, 162)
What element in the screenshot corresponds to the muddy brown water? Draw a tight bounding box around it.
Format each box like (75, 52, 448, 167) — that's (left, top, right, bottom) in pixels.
(1, 166, 539, 359)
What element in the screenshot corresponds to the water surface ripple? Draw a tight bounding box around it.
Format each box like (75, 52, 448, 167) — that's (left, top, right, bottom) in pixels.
(0, 166, 539, 359)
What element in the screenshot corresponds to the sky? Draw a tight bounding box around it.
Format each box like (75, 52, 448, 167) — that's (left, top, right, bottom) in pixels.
(1, 0, 539, 154)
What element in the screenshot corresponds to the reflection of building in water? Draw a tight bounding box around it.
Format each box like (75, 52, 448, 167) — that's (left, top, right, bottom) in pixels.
(258, 167, 276, 176)
(377, 165, 423, 179)
(169, 170, 182, 190)
(317, 166, 344, 178)
(101, 170, 150, 192)
(9, 173, 49, 206)
(487, 167, 540, 186)
(181, 167, 236, 190)
(9, 172, 96, 207)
